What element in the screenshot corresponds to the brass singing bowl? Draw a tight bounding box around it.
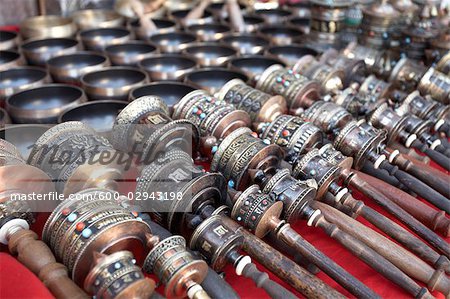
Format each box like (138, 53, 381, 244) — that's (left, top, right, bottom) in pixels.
(80, 27, 132, 52)
(58, 100, 127, 133)
(0, 107, 11, 127)
(184, 67, 248, 95)
(105, 41, 158, 66)
(221, 33, 270, 55)
(150, 31, 197, 53)
(258, 25, 305, 46)
(265, 44, 318, 66)
(253, 8, 292, 25)
(187, 23, 231, 42)
(6, 84, 87, 124)
(81, 67, 148, 101)
(223, 14, 266, 33)
(183, 43, 237, 67)
(47, 51, 110, 84)
(0, 124, 51, 160)
(72, 9, 124, 30)
(130, 18, 178, 40)
(0, 66, 50, 102)
(0, 50, 25, 72)
(20, 15, 76, 40)
(21, 37, 80, 67)
(170, 9, 214, 26)
(0, 30, 20, 51)
(228, 55, 285, 84)
(139, 54, 197, 81)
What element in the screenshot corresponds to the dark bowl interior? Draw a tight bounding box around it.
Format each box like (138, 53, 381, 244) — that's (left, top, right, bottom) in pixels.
(131, 18, 175, 29)
(255, 9, 291, 18)
(186, 69, 247, 91)
(268, 45, 318, 64)
(131, 82, 196, 107)
(83, 69, 146, 87)
(230, 56, 285, 77)
(0, 68, 47, 89)
(260, 26, 304, 38)
(1, 124, 52, 160)
(81, 28, 129, 39)
(290, 17, 311, 27)
(0, 50, 21, 64)
(22, 38, 77, 52)
(48, 52, 106, 68)
(188, 23, 230, 34)
(171, 9, 212, 20)
(140, 55, 196, 71)
(106, 43, 156, 55)
(207, 2, 245, 11)
(185, 45, 236, 58)
(59, 101, 127, 132)
(223, 35, 269, 50)
(224, 14, 265, 25)
(0, 30, 17, 42)
(8, 85, 83, 110)
(150, 32, 197, 46)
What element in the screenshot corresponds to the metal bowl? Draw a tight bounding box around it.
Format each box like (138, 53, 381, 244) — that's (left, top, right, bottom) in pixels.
(0, 30, 20, 50)
(0, 50, 25, 72)
(0, 107, 11, 127)
(6, 84, 86, 124)
(150, 31, 197, 53)
(0, 67, 50, 103)
(105, 41, 157, 66)
(184, 68, 248, 95)
(58, 100, 127, 133)
(20, 15, 76, 40)
(130, 82, 196, 114)
(228, 55, 285, 84)
(47, 51, 109, 84)
(221, 33, 270, 55)
(206, 1, 246, 18)
(223, 14, 266, 33)
(81, 67, 148, 101)
(21, 38, 80, 66)
(139, 54, 197, 81)
(254, 8, 292, 24)
(80, 27, 131, 52)
(183, 43, 237, 67)
(187, 23, 231, 41)
(130, 18, 177, 40)
(288, 17, 311, 34)
(1, 124, 52, 160)
(72, 9, 124, 30)
(170, 9, 214, 26)
(258, 25, 304, 46)
(265, 44, 318, 66)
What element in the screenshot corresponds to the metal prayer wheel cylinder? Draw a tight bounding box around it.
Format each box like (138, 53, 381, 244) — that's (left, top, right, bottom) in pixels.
(292, 55, 345, 93)
(309, 0, 352, 34)
(403, 114, 434, 139)
(417, 68, 450, 104)
(370, 103, 408, 145)
(436, 52, 450, 75)
(332, 87, 379, 117)
(84, 251, 154, 299)
(190, 215, 243, 271)
(231, 185, 283, 238)
(210, 127, 284, 191)
(388, 58, 426, 91)
(42, 188, 151, 286)
(256, 65, 321, 114)
(358, 75, 395, 100)
(333, 121, 387, 169)
(173, 90, 251, 139)
(260, 114, 324, 157)
(401, 22, 440, 61)
(319, 48, 367, 86)
(341, 42, 387, 77)
(261, 169, 317, 222)
(144, 236, 208, 298)
(318, 143, 354, 170)
(398, 91, 450, 123)
(217, 79, 287, 124)
(302, 101, 353, 134)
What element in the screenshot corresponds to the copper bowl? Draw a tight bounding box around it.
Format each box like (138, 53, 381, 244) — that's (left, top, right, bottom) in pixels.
(47, 51, 109, 84)
(0, 124, 51, 160)
(183, 43, 237, 67)
(6, 84, 86, 124)
(58, 100, 127, 133)
(221, 33, 270, 55)
(228, 55, 285, 84)
(169, 9, 214, 26)
(21, 38, 80, 66)
(150, 31, 197, 53)
(139, 54, 197, 81)
(223, 14, 266, 33)
(72, 9, 124, 30)
(254, 8, 292, 24)
(258, 25, 304, 46)
(80, 27, 131, 52)
(0, 30, 20, 50)
(105, 41, 157, 66)
(20, 15, 76, 40)
(187, 23, 231, 41)
(0, 107, 11, 127)
(184, 68, 248, 95)
(130, 82, 196, 114)
(265, 44, 318, 66)
(81, 67, 148, 101)
(0, 66, 50, 103)
(0, 50, 25, 72)
(130, 18, 177, 40)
